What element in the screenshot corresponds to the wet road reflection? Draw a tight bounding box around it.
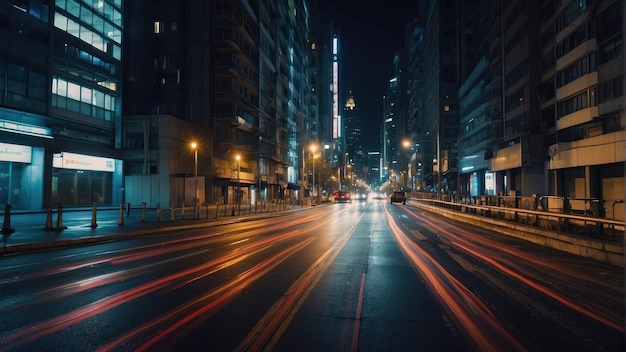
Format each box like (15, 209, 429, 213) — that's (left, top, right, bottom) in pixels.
(0, 201, 622, 351)
(386, 203, 623, 350)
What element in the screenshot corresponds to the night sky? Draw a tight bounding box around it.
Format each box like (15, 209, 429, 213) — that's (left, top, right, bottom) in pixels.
(317, 1, 420, 151)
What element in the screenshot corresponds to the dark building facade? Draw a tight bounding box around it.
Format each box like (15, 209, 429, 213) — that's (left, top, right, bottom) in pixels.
(458, 0, 503, 196)
(396, 0, 623, 221)
(420, 0, 461, 193)
(122, 0, 314, 208)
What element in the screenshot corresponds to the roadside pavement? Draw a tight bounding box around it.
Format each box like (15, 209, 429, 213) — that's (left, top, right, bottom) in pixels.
(1, 203, 301, 255)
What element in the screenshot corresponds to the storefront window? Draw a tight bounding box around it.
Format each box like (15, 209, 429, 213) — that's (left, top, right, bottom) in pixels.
(52, 170, 111, 206)
(0, 161, 24, 207)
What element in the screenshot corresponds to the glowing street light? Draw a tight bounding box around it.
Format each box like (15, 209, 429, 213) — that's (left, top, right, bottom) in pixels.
(232, 154, 241, 216)
(402, 139, 411, 190)
(191, 142, 199, 219)
(310, 144, 317, 204)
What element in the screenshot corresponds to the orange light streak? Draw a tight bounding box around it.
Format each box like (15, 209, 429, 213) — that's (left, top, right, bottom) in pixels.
(0, 208, 341, 350)
(384, 204, 527, 351)
(404, 207, 624, 331)
(98, 237, 317, 352)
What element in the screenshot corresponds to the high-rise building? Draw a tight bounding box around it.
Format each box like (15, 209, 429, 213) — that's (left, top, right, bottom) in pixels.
(0, 0, 124, 210)
(547, 0, 624, 219)
(343, 91, 363, 184)
(399, 19, 425, 191)
(122, 0, 313, 208)
(123, 1, 209, 208)
(366, 150, 382, 187)
(312, 25, 341, 194)
(415, 0, 623, 221)
(487, 0, 546, 197)
(382, 73, 398, 188)
(458, 0, 503, 196)
(420, 0, 461, 193)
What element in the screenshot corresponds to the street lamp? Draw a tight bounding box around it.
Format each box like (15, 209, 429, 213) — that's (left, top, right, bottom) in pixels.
(402, 139, 411, 191)
(191, 142, 199, 219)
(237, 154, 241, 215)
(310, 144, 317, 205)
(414, 139, 438, 192)
(232, 154, 240, 216)
(301, 147, 306, 206)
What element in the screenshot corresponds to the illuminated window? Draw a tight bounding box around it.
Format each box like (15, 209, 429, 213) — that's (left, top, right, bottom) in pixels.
(54, 6, 121, 59)
(52, 76, 117, 121)
(154, 21, 161, 33)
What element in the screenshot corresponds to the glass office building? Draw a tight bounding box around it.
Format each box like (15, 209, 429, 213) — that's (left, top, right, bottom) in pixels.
(0, 0, 124, 210)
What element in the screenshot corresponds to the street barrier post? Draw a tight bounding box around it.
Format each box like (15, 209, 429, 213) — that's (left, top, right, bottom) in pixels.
(44, 206, 53, 230)
(55, 203, 67, 231)
(90, 203, 98, 228)
(2, 204, 15, 236)
(118, 204, 124, 226)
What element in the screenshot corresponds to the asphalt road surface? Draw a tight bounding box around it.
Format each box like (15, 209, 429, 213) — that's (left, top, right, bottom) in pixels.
(0, 198, 623, 351)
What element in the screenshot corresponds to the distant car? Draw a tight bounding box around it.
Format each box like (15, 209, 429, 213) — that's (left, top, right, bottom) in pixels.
(334, 190, 351, 202)
(390, 191, 406, 204)
(354, 192, 368, 201)
(372, 191, 386, 200)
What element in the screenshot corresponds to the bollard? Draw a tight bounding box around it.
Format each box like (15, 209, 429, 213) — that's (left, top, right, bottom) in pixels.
(44, 206, 53, 230)
(157, 208, 162, 223)
(141, 202, 146, 222)
(55, 203, 67, 231)
(2, 204, 15, 236)
(118, 204, 124, 226)
(127, 202, 131, 218)
(90, 202, 98, 228)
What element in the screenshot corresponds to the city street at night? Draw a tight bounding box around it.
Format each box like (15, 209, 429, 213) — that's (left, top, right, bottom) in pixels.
(0, 1, 624, 350)
(0, 199, 622, 351)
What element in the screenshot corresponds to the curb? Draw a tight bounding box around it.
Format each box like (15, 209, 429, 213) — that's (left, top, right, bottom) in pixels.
(1, 210, 295, 256)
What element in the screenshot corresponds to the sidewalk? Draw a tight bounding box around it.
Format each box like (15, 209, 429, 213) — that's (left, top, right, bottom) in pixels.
(1, 203, 300, 255)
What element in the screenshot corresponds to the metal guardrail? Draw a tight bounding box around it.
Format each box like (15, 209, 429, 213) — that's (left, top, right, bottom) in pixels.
(410, 193, 624, 219)
(410, 197, 624, 242)
(154, 199, 299, 223)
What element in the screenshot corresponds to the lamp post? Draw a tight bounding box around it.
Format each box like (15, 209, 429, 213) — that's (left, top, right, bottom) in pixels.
(344, 152, 348, 191)
(402, 139, 411, 191)
(232, 154, 240, 216)
(237, 154, 241, 215)
(310, 144, 317, 205)
(301, 147, 306, 206)
(415, 139, 438, 192)
(191, 142, 199, 219)
(437, 130, 441, 194)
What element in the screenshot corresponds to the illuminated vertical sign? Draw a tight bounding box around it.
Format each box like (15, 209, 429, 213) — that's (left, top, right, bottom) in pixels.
(332, 36, 339, 139)
(485, 172, 495, 195)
